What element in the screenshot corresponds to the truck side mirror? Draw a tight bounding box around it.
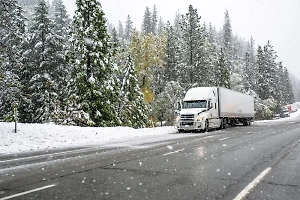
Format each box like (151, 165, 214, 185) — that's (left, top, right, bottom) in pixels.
(207, 100, 213, 110)
(174, 101, 182, 111)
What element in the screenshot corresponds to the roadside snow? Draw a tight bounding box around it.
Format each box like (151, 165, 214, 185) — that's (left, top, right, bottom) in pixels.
(254, 107, 300, 124)
(1, 103, 300, 155)
(0, 123, 177, 155)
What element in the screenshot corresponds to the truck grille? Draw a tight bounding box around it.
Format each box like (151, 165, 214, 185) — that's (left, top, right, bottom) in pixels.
(180, 114, 194, 121)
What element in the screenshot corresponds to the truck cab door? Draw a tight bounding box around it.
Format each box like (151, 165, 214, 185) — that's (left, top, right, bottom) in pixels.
(209, 99, 221, 128)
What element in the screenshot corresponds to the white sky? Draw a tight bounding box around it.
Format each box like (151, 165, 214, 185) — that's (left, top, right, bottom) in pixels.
(62, 0, 300, 78)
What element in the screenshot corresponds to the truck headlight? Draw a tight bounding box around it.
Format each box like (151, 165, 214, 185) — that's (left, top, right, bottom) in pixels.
(176, 116, 180, 121)
(197, 116, 204, 121)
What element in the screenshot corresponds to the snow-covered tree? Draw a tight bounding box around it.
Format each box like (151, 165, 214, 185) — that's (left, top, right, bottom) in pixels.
(157, 16, 165, 35)
(0, 0, 26, 121)
(19, 0, 62, 123)
(124, 15, 133, 41)
(164, 23, 182, 83)
(222, 9, 233, 61)
(180, 5, 207, 87)
(264, 41, 278, 99)
(256, 45, 269, 100)
(151, 5, 158, 35)
(208, 23, 217, 44)
(118, 55, 149, 128)
(215, 48, 231, 88)
(243, 37, 257, 92)
(51, 0, 70, 37)
(282, 66, 294, 104)
(50, 0, 71, 119)
(151, 81, 184, 126)
(141, 6, 152, 34)
(66, 0, 120, 126)
(118, 20, 124, 39)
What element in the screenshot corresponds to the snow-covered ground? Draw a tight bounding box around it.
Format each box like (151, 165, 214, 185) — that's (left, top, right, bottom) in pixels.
(1, 103, 300, 155)
(0, 123, 179, 155)
(254, 102, 300, 124)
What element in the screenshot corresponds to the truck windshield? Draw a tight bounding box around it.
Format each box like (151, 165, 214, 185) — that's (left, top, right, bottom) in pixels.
(183, 100, 207, 109)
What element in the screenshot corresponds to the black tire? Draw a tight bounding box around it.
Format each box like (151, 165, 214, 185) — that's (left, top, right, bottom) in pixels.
(221, 119, 226, 129)
(204, 120, 209, 132)
(248, 120, 252, 126)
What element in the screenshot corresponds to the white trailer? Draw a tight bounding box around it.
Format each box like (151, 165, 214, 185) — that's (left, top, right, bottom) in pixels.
(175, 87, 254, 132)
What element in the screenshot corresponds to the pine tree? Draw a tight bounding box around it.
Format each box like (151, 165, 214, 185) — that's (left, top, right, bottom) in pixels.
(151, 5, 158, 35)
(51, 0, 71, 120)
(111, 27, 119, 45)
(276, 62, 285, 106)
(19, 0, 61, 123)
(151, 81, 184, 126)
(141, 6, 152, 34)
(208, 23, 217, 44)
(124, 15, 133, 41)
(17, 0, 40, 23)
(282, 66, 294, 104)
(173, 10, 182, 32)
(157, 17, 165, 35)
(51, 0, 70, 37)
(215, 48, 231, 88)
(164, 23, 182, 83)
(118, 55, 149, 128)
(118, 20, 124, 39)
(256, 45, 270, 100)
(263, 41, 278, 99)
(66, 0, 120, 126)
(0, 0, 26, 121)
(243, 52, 252, 92)
(180, 5, 207, 87)
(222, 9, 233, 60)
(243, 37, 257, 92)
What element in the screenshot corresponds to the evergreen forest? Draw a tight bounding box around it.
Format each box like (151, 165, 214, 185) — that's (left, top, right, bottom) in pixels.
(0, 0, 298, 128)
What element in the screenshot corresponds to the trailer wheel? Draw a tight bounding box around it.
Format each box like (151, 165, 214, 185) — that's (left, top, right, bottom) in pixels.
(204, 120, 209, 132)
(248, 120, 252, 126)
(221, 118, 226, 129)
(243, 119, 251, 126)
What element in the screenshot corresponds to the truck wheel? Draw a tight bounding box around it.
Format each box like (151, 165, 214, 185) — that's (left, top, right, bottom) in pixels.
(243, 119, 251, 126)
(204, 120, 209, 132)
(248, 120, 252, 126)
(221, 119, 226, 129)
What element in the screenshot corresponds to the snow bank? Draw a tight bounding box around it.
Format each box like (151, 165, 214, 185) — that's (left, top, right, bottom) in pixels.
(254, 109, 300, 124)
(0, 123, 176, 155)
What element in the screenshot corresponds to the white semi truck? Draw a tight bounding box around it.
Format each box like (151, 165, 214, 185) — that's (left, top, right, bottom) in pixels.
(175, 87, 254, 132)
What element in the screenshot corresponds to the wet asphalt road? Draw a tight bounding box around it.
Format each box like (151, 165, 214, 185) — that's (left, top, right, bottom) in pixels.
(1, 118, 300, 200)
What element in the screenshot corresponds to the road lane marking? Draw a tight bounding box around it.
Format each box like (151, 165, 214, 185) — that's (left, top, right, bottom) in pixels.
(233, 167, 271, 200)
(219, 137, 230, 141)
(0, 184, 57, 200)
(163, 149, 184, 156)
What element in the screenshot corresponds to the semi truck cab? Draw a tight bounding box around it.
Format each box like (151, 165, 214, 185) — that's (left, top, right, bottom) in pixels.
(175, 87, 221, 132)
